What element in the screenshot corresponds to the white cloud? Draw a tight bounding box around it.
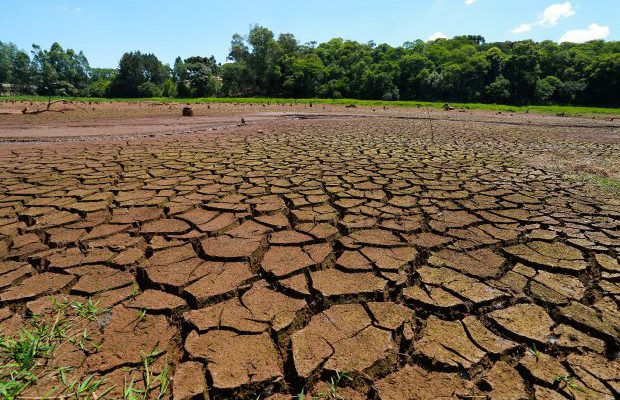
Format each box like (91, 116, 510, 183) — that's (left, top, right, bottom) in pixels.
(539, 2, 575, 27)
(465, 0, 476, 5)
(55, 5, 82, 13)
(512, 23, 533, 34)
(512, 1, 575, 35)
(428, 32, 447, 41)
(560, 23, 610, 43)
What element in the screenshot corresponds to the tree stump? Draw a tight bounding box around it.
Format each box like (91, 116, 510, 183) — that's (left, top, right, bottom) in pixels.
(182, 107, 193, 117)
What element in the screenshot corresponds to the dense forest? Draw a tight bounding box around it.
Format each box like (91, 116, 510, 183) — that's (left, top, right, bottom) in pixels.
(1, 25, 619, 105)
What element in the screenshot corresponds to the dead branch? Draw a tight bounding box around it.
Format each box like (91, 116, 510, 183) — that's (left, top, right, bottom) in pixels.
(22, 96, 80, 115)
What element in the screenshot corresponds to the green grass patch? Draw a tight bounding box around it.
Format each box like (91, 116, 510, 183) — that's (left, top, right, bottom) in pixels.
(3, 95, 620, 116)
(0, 297, 170, 399)
(0, 298, 110, 399)
(593, 176, 620, 190)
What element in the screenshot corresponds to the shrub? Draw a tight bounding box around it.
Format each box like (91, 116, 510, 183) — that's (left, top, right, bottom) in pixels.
(137, 81, 162, 98)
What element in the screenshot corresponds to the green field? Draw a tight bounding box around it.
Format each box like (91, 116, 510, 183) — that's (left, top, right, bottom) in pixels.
(3, 95, 620, 116)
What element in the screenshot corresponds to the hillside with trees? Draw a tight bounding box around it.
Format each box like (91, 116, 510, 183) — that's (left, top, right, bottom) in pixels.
(1, 25, 618, 105)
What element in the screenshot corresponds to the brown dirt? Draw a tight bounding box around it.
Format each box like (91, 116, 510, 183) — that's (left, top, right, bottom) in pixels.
(1, 101, 619, 399)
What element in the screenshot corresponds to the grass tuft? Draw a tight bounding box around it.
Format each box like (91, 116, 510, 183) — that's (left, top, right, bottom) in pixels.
(554, 375, 586, 394)
(297, 370, 353, 400)
(0, 298, 109, 399)
(592, 176, 620, 190)
(121, 349, 169, 400)
(1, 298, 170, 399)
(528, 343, 540, 359)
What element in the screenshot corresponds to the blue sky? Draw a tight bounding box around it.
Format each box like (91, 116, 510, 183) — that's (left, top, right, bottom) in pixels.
(1, 0, 617, 68)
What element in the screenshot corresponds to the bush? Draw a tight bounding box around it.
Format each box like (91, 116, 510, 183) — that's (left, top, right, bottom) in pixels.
(137, 81, 163, 98)
(382, 88, 400, 101)
(87, 80, 111, 97)
(162, 79, 177, 97)
(485, 75, 511, 103)
(535, 76, 562, 103)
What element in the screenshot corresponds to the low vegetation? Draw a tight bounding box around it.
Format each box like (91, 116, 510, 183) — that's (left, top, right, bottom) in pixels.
(554, 375, 585, 395)
(4, 95, 620, 116)
(0, 298, 169, 400)
(0, 298, 109, 399)
(592, 176, 620, 190)
(297, 371, 353, 400)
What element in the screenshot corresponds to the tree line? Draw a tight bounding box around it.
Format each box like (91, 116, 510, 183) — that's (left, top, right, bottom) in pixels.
(1, 25, 618, 105)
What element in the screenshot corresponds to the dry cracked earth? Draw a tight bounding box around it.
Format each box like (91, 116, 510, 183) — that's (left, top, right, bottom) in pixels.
(1, 102, 620, 399)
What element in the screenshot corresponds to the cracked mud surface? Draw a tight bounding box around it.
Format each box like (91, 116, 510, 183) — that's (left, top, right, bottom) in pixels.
(1, 102, 619, 399)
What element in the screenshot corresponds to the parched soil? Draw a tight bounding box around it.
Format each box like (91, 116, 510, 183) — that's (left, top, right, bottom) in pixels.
(1, 102, 619, 399)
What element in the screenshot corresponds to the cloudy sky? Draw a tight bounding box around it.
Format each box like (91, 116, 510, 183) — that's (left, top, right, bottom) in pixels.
(0, 0, 616, 67)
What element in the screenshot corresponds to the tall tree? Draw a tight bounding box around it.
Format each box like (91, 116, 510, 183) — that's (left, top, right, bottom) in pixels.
(108, 51, 169, 97)
(586, 53, 620, 105)
(30, 42, 91, 95)
(503, 41, 541, 104)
